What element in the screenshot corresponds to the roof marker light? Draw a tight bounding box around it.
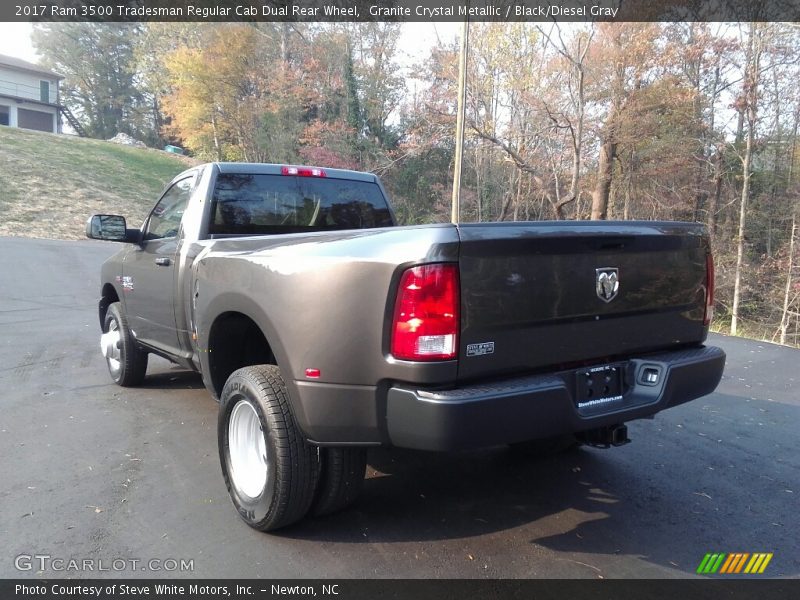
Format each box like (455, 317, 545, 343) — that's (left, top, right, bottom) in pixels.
(281, 166, 327, 177)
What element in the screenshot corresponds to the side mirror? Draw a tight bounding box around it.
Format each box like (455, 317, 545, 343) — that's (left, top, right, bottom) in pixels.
(85, 215, 139, 243)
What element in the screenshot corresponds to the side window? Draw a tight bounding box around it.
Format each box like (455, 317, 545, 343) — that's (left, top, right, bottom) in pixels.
(144, 177, 194, 241)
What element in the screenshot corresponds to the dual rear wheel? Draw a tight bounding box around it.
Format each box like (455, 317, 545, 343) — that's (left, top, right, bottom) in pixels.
(218, 365, 367, 531)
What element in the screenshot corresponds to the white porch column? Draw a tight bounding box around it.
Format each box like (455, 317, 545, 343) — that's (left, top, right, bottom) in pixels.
(8, 104, 17, 127)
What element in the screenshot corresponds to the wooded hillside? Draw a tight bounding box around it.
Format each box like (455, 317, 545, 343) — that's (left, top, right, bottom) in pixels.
(32, 21, 800, 346)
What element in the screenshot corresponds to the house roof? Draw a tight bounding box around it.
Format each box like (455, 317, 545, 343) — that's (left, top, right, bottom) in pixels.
(0, 54, 63, 80)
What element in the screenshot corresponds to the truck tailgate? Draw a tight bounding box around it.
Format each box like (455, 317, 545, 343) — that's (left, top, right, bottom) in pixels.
(457, 221, 709, 382)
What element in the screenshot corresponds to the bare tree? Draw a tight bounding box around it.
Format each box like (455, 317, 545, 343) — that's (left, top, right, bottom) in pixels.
(538, 23, 594, 218)
(731, 23, 765, 336)
(780, 215, 798, 344)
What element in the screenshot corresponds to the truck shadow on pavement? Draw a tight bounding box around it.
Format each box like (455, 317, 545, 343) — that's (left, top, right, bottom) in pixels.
(283, 396, 798, 577)
(289, 446, 633, 549)
(139, 367, 205, 390)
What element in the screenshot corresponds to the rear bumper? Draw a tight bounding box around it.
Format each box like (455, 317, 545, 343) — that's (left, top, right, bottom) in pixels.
(385, 345, 725, 451)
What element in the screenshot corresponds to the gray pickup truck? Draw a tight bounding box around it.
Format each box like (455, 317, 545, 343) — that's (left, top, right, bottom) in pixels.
(87, 162, 725, 531)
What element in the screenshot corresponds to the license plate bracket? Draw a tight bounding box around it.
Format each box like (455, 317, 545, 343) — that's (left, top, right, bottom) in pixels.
(575, 364, 624, 413)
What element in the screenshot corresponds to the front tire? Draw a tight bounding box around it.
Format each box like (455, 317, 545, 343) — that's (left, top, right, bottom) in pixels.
(219, 365, 320, 531)
(101, 302, 148, 386)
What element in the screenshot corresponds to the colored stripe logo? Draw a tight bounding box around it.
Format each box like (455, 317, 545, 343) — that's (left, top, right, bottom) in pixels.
(697, 553, 773, 574)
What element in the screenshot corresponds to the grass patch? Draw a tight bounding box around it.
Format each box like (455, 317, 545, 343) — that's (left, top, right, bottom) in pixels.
(0, 126, 200, 240)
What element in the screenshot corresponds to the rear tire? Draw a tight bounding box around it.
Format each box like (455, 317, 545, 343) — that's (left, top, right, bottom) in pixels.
(311, 447, 367, 517)
(218, 365, 320, 531)
(102, 302, 148, 387)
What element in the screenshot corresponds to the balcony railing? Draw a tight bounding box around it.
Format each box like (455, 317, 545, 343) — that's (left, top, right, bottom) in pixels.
(0, 79, 58, 105)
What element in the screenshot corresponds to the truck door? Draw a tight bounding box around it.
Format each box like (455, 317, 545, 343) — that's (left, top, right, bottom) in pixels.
(122, 176, 195, 355)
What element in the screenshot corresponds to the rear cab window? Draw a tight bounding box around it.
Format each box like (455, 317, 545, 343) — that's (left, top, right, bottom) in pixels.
(209, 172, 394, 236)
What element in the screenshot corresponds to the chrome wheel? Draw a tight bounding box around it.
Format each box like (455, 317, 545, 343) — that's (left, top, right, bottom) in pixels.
(101, 320, 122, 376)
(102, 302, 147, 387)
(218, 365, 320, 530)
(228, 400, 268, 500)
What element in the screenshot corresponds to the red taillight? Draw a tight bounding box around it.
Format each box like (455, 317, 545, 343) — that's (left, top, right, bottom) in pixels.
(391, 264, 459, 361)
(281, 165, 326, 177)
(704, 253, 715, 326)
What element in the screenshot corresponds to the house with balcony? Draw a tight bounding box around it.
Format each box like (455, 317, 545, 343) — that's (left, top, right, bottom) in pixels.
(0, 53, 64, 134)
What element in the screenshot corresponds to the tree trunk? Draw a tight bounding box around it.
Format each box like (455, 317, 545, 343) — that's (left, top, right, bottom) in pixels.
(780, 216, 797, 345)
(731, 23, 762, 337)
(565, 55, 586, 216)
(689, 23, 708, 224)
(475, 145, 482, 222)
(780, 99, 799, 345)
(211, 112, 221, 161)
(708, 145, 724, 245)
(731, 127, 752, 337)
(607, 176, 616, 219)
(281, 23, 291, 65)
(590, 24, 624, 222)
(623, 175, 631, 221)
(591, 140, 616, 220)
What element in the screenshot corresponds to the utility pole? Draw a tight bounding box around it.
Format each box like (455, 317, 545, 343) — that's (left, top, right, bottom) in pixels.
(451, 17, 469, 224)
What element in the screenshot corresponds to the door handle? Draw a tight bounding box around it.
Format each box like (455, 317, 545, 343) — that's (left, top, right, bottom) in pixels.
(154, 257, 171, 266)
